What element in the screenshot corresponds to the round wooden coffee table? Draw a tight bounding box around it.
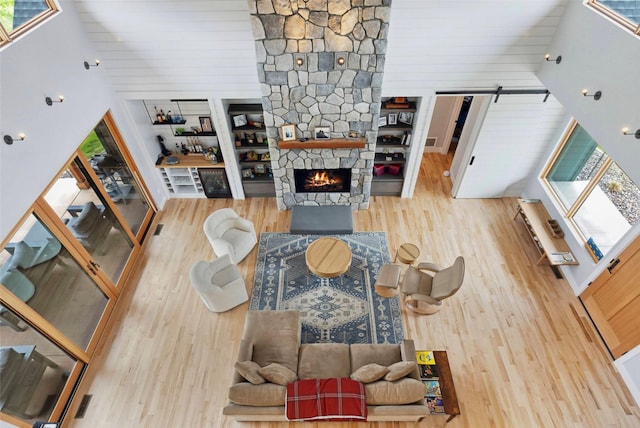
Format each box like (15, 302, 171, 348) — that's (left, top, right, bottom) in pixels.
(305, 237, 352, 281)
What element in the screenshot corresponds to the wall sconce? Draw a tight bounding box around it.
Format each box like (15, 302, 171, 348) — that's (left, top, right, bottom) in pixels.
(3, 133, 26, 145)
(84, 59, 100, 69)
(45, 95, 64, 106)
(622, 128, 640, 139)
(335, 53, 348, 70)
(545, 54, 562, 64)
(582, 89, 602, 100)
(294, 53, 306, 70)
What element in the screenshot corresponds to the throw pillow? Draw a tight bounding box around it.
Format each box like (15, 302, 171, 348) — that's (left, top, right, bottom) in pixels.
(350, 363, 389, 384)
(384, 361, 418, 381)
(234, 361, 265, 385)
(257, 362, 297, 386)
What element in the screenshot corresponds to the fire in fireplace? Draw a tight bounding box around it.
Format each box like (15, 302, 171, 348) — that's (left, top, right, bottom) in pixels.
(294, 169, 351, 193)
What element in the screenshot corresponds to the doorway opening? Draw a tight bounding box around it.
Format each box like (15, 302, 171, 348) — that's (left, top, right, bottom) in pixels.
(422, 95, 474, 179)
(449, 96, 472, 153)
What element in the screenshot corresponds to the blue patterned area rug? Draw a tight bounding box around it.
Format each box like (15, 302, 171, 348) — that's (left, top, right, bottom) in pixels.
(249, 232, 404, 344)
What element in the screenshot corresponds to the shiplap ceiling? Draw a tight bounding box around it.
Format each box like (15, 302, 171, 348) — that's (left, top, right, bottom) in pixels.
(72, 0, 568, 98)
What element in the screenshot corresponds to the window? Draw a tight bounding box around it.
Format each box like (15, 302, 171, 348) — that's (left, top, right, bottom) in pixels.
(543, 121, 640, 256)
(588, 0, 640, 35)
(0, 0, 58, 46)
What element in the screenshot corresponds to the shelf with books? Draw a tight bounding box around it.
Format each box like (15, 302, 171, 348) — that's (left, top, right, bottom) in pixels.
(372, 97, 419, 196)
(415, 350, 460, 422)
(228, 102, 274, 197)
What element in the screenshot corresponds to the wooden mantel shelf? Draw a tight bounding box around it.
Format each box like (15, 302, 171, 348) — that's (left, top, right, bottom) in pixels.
(278, 138, 366, 149)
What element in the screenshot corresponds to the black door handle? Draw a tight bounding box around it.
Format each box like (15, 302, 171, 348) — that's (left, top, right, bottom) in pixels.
(607, 258, 621, 274)
(469, 156, 475, 166)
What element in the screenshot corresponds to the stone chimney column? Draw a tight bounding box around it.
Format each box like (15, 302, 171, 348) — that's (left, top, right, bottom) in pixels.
(248, 0, 392, 210)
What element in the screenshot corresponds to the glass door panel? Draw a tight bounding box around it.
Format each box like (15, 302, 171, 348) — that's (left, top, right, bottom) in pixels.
(43, 159, 134, 285)
(81, 119, 153, 237)
(0, 215, 109, 350)
(0, 309, 80, 425)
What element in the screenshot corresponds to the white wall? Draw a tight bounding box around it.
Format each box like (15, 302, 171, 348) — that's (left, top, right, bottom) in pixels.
(535, 2, 640, 187)
(0, 2, 110, 237)
(528, 1, 640, 292)
(72, 0, 261, 99)
(384, 0, 567, 92)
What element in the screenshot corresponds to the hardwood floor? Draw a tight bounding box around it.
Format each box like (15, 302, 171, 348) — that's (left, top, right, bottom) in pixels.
(67, 153, 640, 427)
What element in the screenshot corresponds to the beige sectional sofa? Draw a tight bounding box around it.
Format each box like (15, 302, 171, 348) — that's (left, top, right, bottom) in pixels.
(223, 310, 430, 422)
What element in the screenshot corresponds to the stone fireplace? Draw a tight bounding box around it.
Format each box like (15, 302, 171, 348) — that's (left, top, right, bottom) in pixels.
(247, 0, 392, 210)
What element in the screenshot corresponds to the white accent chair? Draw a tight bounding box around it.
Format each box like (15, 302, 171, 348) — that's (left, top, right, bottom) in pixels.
(203, 208, 257, 264)
(190, 254, 248, 312)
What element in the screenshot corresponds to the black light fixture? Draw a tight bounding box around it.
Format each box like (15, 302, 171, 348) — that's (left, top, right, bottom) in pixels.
(295, 57, 304, 66)
(45, 95, 64, 106)
(3, 133, 26, 145)
(545, 54, 562, 64)
(84, 59, 100, 69)
(582, 89, 602, 100)
(622, 128, 640, 139)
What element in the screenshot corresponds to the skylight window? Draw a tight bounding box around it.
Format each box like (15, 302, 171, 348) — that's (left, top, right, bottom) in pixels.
(589, 0, 640, 35)
(0, 0, 58, 46)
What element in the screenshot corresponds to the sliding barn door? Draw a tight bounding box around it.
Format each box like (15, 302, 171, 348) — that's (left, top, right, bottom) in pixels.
(580, 236, 640, 359)
(452, 94, 564, 198)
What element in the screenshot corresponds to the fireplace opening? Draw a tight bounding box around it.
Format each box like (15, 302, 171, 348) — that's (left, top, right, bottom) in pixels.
(294, 169, 351, 193)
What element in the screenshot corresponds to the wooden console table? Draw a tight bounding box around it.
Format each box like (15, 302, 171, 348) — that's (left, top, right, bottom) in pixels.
(434, 351, 460, 422)
(514, 199, 578, 266)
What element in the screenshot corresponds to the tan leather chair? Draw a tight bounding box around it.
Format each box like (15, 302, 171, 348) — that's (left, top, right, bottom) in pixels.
(401, 256, 465, 314)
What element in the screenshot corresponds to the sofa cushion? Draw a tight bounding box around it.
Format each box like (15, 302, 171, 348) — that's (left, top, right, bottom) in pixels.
(215, 218, 237, 238)
(235, 361, 265, 385)
(384, 361, 418, 381)
(257, 363, 297, 386)
(298, 343, 350, 379)
(364, 378, 425, 405)
(350, 363, 389, 384)
(228, 382, 286, 406)
(212, 264, 240, 287)
(350, 343, 401, 371)
(252, 337, 299, 374)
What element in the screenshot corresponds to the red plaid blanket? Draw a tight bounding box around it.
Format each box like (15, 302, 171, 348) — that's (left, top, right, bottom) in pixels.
(286, 378, 367, 422)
